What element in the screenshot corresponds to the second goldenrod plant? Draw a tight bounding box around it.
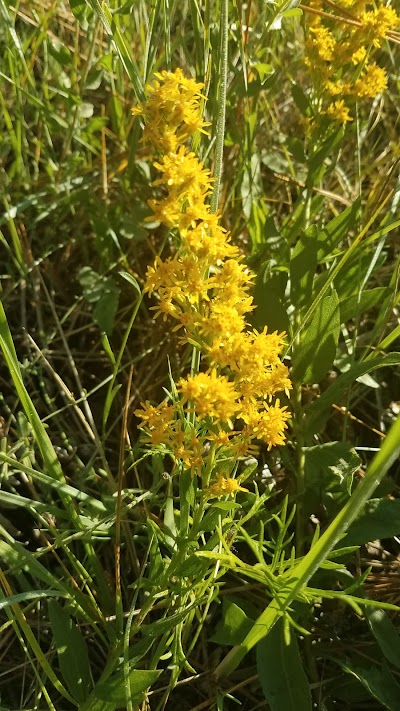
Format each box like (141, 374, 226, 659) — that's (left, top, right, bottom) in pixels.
(305, 0, 399, 122)
(133, 69, 291, 496)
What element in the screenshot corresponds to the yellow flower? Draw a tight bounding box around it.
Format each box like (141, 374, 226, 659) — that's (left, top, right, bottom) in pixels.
(351, 46, 367, 66)
(178, 370, 240, 425)
(208, 473, 248, 498)
(144, 256, 181, 296)
(132, 68, 209, 151)
(181, 220, 240, 263)
(146, 195, 182, 228)
(354, 62, 388, 98)
(135, 401, 176, 445)
(240, 400, 291, 450)
(207, 331, 249, 370)
(169, 427, 205, 473)
(325, 100, 353, 123)
(237, 361, 292, 403)
(211, 258, 254, 292)
(153, 147, 214, 203)
(308, 25, 336, 61)
(208, 429, 232, 447)
(361, 6, 399, 48)
(324, 80, 345, 97)
(305, 3, 395, 118)
(144, 255, 211, 306)
(200, 304, 247, 342)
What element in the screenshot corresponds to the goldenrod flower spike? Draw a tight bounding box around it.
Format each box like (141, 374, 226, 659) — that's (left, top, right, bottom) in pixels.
(133, 70, 292, 487)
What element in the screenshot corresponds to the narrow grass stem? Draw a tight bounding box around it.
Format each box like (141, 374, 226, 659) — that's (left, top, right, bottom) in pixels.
(293, 377, 305, 553)
(210, 0, 228, 214)
(61, 18, 100, 159)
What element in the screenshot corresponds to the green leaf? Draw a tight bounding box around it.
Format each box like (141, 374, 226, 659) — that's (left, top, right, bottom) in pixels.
(0, 539, 98, 623)
(256, 618, 312, 711)
(310, 198, 361, 263)
(93, 280, 119, 335)
(173, 554, 211, 579)
(140, 597, 207, 637)
(291, 83, 311, 117)
(0, 590, 66, 610)
(69, 0, 91, 21)
(303, 442, 360, 516)
(366, 608, 400, 669)
(304, 353, 400, 435)
(79, 267, 120, 335)
(95, 669, 161, 704)
(179, 469, 195, 536)
(292, 289, 340, 383)
(210, 599, 253, 645)
(85, 67, 104, 90)
(332, 676, 372, 704)
(82, 0, 143, 101)
(146, 522, 165, 581)
(333, 659, 400, 710)
(81, 669, 161, 711)
(79, 266, 106, 303)
(211, 501, 242, 511)
(339, 287, 390, 323)
(0, 540, 69, 591)
(48, 37, 72, 65)
(307, 125, 344, 185)
(0, 452, 107, 514)
(290, 232, 317, 308)
(0, 303, 75, 505)
(48, 600, 92, 703)
(0, 586, 75, 704)
(119, 271, 141, 296)
(344, 498, 400, 546)
(253, 267, 290, 334)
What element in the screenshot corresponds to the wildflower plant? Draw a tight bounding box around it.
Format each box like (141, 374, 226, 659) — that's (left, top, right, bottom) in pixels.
(304, 0, 399, 122)
(1, 2, 400, 710)
(133, 70, 292, 497)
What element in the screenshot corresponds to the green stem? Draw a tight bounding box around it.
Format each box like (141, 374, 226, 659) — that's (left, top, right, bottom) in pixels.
(214, 411, 400, 680)
(210, 0, 228, 214)
(191, 443, 216, 536)
(293, 361, 305, 553)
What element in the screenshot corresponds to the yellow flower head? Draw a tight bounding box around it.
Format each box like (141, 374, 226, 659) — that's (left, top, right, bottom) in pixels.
(208, 473, 248, 498)
(135, 401, 176, 445)
(354, 62, 388, 98)
(181, 221, 240, 263)
(241, 400, 291, 450)
(351, 46, 367, 66)
(153, 147, 214, 202)
(308, 25, 336, 61)
(325, 100, 353, 123)
(361, 5, 399, 48)
(178, 370, 240, 425)
(132, 68, 209, 150)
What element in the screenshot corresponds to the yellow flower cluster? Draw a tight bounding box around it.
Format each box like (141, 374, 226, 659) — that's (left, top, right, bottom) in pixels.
(132, 69, 210, 153)
(208, 473, 248, 498)
(133, 70, 291, 496)
(305, 0, 398, 121)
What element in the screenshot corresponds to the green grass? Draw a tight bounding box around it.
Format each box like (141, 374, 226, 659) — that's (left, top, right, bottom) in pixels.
(1, 0, 400, 709)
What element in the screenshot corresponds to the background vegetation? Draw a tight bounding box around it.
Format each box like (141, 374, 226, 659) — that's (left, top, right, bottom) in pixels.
(0, 0, 399, 709)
